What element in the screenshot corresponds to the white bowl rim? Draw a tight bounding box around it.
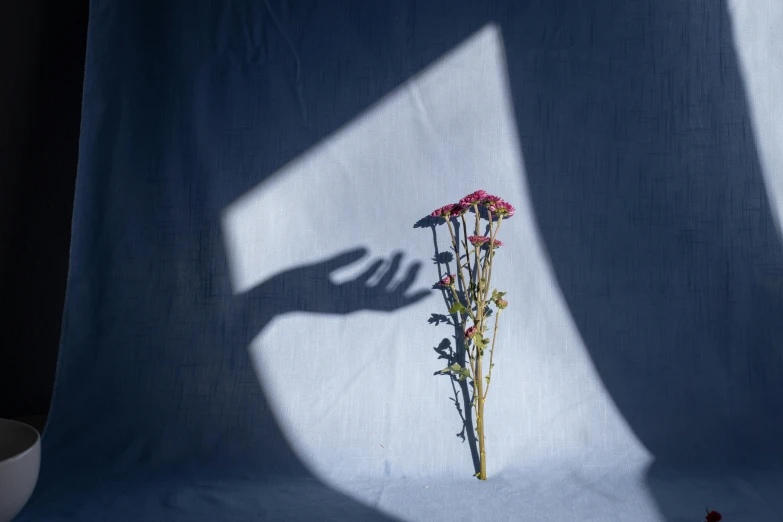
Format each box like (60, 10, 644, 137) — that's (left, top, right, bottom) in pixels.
(0, 418, 41, 467)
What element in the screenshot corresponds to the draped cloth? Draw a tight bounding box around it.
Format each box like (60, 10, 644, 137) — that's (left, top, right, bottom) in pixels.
(19, 1, 783, 520)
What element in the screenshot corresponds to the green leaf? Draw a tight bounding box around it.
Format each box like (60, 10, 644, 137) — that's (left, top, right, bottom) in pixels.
(485, 375, 491, 385)
(448, 302, 467, 314)
(440, 363, 462, 374)
(496, 291, 507, 298)
(441, 363, 472, 381)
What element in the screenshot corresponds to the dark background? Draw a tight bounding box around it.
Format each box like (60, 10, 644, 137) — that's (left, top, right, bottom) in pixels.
(1, 1, 89, 420)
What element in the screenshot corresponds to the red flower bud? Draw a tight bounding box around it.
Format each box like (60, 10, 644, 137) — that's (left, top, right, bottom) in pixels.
(705, 509, 722, 522)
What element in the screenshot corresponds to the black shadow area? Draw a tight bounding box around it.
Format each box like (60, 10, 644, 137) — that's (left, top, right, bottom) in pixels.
(498, 1, 783, 517)
(503, 0, 783, 470)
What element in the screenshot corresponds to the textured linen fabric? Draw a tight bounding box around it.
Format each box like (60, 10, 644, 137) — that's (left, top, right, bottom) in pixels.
(18, 1, 783, 520)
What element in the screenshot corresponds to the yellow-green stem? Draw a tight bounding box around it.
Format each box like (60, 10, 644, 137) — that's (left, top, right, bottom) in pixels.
(445, 218, 475, 320)
(460, 214, 474, 294)
(473, 205, 482, 288)
(476, 350, 487, 480)
(481, 215, 502, 304)
(483, 309, 501, 400)
(472, 204, 488, 479)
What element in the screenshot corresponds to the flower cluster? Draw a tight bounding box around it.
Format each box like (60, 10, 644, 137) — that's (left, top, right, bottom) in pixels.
(431, 190, 515, 221)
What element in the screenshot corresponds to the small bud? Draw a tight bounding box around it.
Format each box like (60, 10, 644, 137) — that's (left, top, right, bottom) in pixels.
(439, 274, 456, 287)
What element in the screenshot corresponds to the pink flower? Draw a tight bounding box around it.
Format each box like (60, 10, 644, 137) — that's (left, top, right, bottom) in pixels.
(489, 239, 503, 248)
(482, 194, 502, 205)
(430, 204, 456, 218)
(459, 190, 489, 207)
(439, 274, 456, 287)
(468, 235, 490, 246)
(488, 200, 515, 218)
(449, 204, 467, 217)
(464, 325, 478, 339)
(496, 298, 508, 309)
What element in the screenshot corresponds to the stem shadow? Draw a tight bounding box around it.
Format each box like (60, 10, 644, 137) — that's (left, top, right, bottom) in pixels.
(417, 216, 481, 476)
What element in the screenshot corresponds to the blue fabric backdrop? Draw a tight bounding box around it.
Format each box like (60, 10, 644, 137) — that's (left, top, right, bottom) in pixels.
(18, 1, 783, 520)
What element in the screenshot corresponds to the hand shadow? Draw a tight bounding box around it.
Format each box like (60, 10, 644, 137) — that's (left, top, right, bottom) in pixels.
(233, 245, 430, 463)
(191, 246, 432, 520)
(240, 247, 430, 320)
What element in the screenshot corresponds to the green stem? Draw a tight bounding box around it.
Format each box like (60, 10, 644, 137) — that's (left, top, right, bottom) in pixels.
(475, 214, 505, 479)
(472, 204, 489, 480)
(481, 216, 503, 305)
(445, 218, 475, 320)
(460, 214, 474, 295)
(468, 343, 479, 422)
(483, 309, 501, 400)
(476, 351, 487, 480)
(473, 205, 482, 288)
(483, 209, 494, 271)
